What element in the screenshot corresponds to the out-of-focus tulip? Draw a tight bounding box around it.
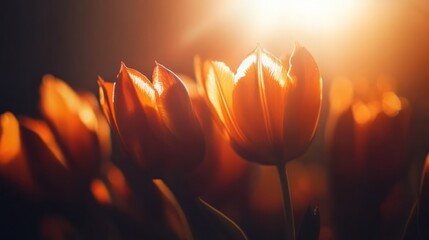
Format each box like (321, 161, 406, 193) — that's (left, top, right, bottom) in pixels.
(0, 75, 110, 199)
(328, 79, 411, 239)
(200, 44, 322, 165)
(329, 90, 410, 193)
(40, 75, 111, 181)
(98, 63, 204, 178)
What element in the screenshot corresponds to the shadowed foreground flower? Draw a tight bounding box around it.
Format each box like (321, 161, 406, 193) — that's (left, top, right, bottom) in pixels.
(98, 63, 205, 179)
(0, 75, 110, 199)
(200, 44, 321, 165)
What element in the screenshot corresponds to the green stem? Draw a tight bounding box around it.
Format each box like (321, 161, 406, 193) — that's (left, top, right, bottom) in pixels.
(277, 162, 295, 240)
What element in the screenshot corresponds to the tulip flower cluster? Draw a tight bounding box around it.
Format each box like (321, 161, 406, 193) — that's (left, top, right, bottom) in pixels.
(1, 44, 425, 240)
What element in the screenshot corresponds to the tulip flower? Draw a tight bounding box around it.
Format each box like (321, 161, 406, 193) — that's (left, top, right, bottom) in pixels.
(200, 44, 321, 165)
(0, 75, 110, 200)
(199, 45, 322, 240)
(40, 75, 111, 182)
(98, 63, 205, 179)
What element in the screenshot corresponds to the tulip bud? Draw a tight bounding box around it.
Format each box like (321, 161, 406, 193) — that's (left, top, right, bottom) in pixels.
(98, 63, 205, 178)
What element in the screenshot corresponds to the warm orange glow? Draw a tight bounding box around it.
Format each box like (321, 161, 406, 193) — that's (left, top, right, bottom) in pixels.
(382, 91, 402, 117)
(330, 77, 353, 114)
(0, 112, 21, 164)
(352, 101, 372, 125)
(107, 165, 129, 197)
(376, 74, 394, 93)
(91, 179, 111, 205)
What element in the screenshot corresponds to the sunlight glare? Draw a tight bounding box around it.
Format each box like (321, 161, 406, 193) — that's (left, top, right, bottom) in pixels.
(247, 0, 361, 31)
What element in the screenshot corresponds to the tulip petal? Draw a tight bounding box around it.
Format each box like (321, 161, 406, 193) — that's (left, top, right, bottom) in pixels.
(78, 92, 112, 162)
(232, 47, 287, 163)
(282, 44, 322, 161)
(113, 63, 164, 174)
(153, 63, 200, 139)
(98, 77, 117, 129)
(152, 63, 205, 174)
(203, 61, 235, 127)
(202, 61, 248, 147)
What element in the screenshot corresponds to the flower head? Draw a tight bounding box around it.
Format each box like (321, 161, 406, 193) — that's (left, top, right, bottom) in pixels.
(0, 75, 110, 199)
(200, 44, 322, 165)
(98, 63, 205, 178)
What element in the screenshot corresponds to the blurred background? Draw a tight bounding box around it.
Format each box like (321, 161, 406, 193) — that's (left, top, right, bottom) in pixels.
(1, 0, 429, 239)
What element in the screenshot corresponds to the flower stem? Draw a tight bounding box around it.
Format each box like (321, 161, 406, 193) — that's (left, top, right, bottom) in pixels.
(277, 162, 295, 240)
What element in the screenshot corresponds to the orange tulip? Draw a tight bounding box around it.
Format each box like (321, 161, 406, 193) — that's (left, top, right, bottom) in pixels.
(40, 75, 111, 182)
(0, 75, 110, 199)
(98, 63, 205, 178)
(200, 44, 322, 165)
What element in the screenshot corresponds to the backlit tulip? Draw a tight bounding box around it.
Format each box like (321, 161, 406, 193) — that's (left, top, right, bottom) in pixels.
(200, 44, 322, 165)
(98, 63, 204, 178)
